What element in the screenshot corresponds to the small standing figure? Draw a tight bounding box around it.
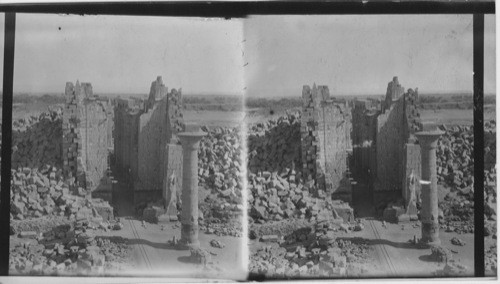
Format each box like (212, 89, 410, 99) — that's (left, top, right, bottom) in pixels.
(165, 171, 179, 221)
(406, 170, 418, 216)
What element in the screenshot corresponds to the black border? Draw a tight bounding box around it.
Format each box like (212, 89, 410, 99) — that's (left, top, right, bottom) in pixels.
(0, 1, 494, 280)
(0, 12, 15, 277)
(473, 13, 485, 278)
(0, 1, 495, 17)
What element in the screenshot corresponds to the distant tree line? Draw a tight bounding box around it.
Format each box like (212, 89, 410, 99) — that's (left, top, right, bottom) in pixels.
(245, 97, 302, 110)
(0, 93, 65, 108)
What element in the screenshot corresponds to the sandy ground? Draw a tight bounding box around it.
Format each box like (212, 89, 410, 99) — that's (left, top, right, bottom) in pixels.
(94, 219, 247, 280)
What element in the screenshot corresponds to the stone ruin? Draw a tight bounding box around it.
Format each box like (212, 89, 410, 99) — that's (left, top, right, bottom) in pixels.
(60, 76, 185, 208)
(113, 76, 184, 205)
(351, 77, 423, 208)
(295, 77, 424, 211)
(301, 84, 352, 201)
(62, 81, 114, 197)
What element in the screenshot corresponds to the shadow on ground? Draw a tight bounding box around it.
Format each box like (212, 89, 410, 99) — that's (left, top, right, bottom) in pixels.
(337, 236, 427, 250)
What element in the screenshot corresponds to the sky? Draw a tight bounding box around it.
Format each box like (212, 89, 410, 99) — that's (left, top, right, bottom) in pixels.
(0, 14, 495, 97)
(2, 14, 244, 95)
(244, 14, 496, 97)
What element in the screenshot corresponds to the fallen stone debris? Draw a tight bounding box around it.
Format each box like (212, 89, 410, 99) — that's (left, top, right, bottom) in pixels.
(10, 165, 114, 222)
(6, 110, 131, 275)
(9, 218, 130, 276)
(11, 109, 63, 169)
(209, 240, 225, 249)
(450, 237, 466, 247)
(247, 113, 302, 174)
(199, 126, 244, 208)
(485, 243, 498, 274)
(250, 223, 374, 278)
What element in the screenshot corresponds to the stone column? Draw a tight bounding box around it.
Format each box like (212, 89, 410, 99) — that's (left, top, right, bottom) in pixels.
(416, 130, 444, 245)
(177, 127, 206, 248)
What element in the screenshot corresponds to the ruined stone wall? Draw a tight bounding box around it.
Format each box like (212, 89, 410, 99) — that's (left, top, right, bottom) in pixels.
(301, 84, 323, 185)
(375, 79, 423, 196)
(351, 100, 379, 179)
(384, 76, 405, 111)
(137, 99, 168, 191)
(136, 83, 183, 192)
(319, 101, 350, 195)
(62, 81, 112, 192)
(301, 84, 351, 195)
(375, 94, 406, 192)
(113, 77, 184, 204)
(113, 100, 140, 180)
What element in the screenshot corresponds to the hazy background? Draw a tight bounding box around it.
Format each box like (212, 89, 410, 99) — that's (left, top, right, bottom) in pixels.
(244, 14, 496, 97)
(0, 14, 244, 96)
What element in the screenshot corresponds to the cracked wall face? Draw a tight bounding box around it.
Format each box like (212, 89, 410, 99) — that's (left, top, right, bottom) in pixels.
(63, 81, 113, 192)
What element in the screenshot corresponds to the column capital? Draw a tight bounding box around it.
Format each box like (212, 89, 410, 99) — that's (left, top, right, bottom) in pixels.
(178, 131, 206, 149)
(415, 130, 444, 149)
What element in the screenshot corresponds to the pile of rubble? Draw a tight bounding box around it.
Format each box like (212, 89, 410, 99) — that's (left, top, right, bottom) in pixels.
(199, 193, 243, 237)
(485, 243, 497, 274)
(436, 122, 497, 235)
(439, 190, 474, 234)
(9, 217, 128, 276)
(436, 125, 474, 188)
(247, 113, 302, 174)
(10, 165, 113, 222)
(248, 169, 353, 223)
(12, 109, 63, 169)
(430, 245, 468, 276)
(436, 122, 496, 189)
(249, 222, 373, 278)
(198, 126, 243, 206)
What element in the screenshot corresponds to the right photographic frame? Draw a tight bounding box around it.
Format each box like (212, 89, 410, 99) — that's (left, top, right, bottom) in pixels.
(244, 14, 496, 279)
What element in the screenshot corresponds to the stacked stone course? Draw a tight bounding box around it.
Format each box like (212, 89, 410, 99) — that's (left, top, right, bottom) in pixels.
(300, 84, 351, 197)
(62, 81, 112, 193)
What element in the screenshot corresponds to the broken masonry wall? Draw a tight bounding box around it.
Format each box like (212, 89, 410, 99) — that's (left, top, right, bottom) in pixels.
(113, 99, 140, 181)
(62, 81, 82, 184)
(137, 98, 169, 192)
(318, 100, 351, 196)
(113, 77, 184, 205)
(384, 76, 405, 111)
(62, 81, 112, 192)
(404, 88, 423, 137)
(146, 76, 168, 111)
(81, 100, 112, 192)
(375, 78, 423, 202)
(135, 86, 183, 193)
(401, 88, 423, 203)
(375, 87, 406, 192)
(301, 84, 322, 186)
(351, 99, 379, 180)
(300, 84, 351, 196)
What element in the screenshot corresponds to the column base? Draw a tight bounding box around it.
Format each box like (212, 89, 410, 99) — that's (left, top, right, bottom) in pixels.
(418, 238, 441, 249)
(179, 223, 199, 250)
(176, 239, 200, 250)
(421, 222, 441, 247)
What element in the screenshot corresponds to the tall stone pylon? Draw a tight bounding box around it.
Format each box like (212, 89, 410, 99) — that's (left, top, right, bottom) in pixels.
(416, 129, 444, 245)
(177, 124, 206, 249)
